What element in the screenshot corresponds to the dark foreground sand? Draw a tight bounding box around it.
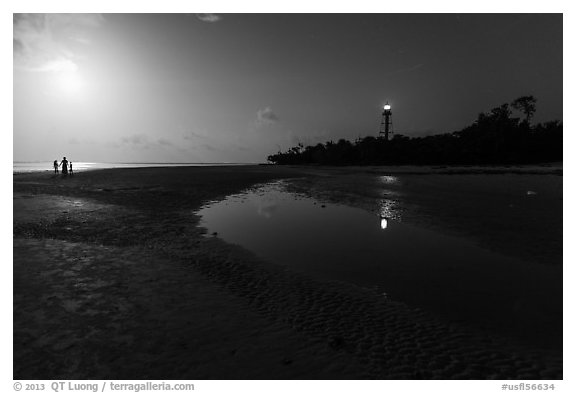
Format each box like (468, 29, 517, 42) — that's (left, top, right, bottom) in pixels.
(13, 165, 562, 379)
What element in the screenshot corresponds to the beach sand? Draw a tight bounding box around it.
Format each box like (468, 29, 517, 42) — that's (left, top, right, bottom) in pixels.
(13, 165, 562, 379)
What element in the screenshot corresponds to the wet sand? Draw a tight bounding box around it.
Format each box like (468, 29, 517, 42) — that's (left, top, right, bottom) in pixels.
(13, 165, 562, 379)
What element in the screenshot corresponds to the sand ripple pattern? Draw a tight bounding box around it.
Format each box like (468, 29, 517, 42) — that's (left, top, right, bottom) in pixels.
(13, 167, 562, 379)
(188, 236, 562, 379)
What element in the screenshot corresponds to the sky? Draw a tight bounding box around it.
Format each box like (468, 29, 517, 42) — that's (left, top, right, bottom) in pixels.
(13, 13, 563, 163)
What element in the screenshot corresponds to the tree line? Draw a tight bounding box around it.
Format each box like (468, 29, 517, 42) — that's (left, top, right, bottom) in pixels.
(267, 96, 562, 166)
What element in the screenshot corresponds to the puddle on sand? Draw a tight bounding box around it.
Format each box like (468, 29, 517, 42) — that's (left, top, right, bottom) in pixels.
(198, 181, 562, 350)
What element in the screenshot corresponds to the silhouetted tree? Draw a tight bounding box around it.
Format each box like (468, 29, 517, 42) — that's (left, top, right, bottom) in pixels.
(267, 96, 561, 166)
(511, 95, 537, 124)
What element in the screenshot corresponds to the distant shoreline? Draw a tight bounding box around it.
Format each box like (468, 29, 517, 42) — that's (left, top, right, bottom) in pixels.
(281, 163, 563, 175)
(13, 161, 563, 176)
(12, 161, 260, 174)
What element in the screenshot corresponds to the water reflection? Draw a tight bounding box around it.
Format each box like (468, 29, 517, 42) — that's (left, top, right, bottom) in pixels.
(380, 217, 388, 230)
(379, 199, 400, 221)
(257, 203, 279, 219)
(198, 180, 562, 349)
(380, 175, 399, 184)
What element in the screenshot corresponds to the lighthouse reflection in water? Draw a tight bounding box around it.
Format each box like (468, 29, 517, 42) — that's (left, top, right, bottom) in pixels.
(198, 179, 561, 348)
(380, 217, 388, 230)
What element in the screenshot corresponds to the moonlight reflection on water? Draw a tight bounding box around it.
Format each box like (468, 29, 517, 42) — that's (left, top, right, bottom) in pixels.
(199, 179, 562, 349)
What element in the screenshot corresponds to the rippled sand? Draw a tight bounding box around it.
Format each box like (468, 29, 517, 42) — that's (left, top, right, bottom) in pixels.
(13, 165, 562, 379)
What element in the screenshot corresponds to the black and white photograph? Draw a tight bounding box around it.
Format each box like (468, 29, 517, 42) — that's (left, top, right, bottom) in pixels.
(10, 3, 568, 389)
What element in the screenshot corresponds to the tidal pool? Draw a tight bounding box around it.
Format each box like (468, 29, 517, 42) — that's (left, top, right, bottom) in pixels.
(199, 180, 561, 350)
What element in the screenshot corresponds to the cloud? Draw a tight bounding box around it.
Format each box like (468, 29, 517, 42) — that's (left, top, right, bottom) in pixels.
(183, 130, 209, 141)
(195, 14, 222, 23)
(256, 107, 279, 125)
(157, 138, 174, 146)
(13, 13, 104, 72)
(120, 134, 186, 152)
(121, 133, 149, 146)
(36, 58, 79, 73)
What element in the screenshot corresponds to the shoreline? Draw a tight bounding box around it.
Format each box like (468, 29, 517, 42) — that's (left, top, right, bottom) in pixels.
(13, 166, 562, 379)
(13, 161, 562, 175)
(12, 162, 261, 176)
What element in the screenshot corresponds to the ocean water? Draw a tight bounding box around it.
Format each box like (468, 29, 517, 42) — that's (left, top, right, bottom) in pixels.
(13, 162, 254, 173)
(198, 180, 562, 350)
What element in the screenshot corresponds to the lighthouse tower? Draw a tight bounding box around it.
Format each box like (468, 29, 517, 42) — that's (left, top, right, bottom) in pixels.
(379, 103, 393, 140)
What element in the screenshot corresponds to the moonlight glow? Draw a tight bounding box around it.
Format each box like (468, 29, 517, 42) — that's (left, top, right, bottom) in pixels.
(54, 70, 86, 95)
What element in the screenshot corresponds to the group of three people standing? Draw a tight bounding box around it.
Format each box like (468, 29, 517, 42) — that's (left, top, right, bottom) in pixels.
(53, 157, 73, 175)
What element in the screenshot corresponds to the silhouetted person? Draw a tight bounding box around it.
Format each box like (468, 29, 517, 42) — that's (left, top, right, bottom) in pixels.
(59, 157, 68, 176)
(69, 162, 73, 176)
(53, 160, 59, 174)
